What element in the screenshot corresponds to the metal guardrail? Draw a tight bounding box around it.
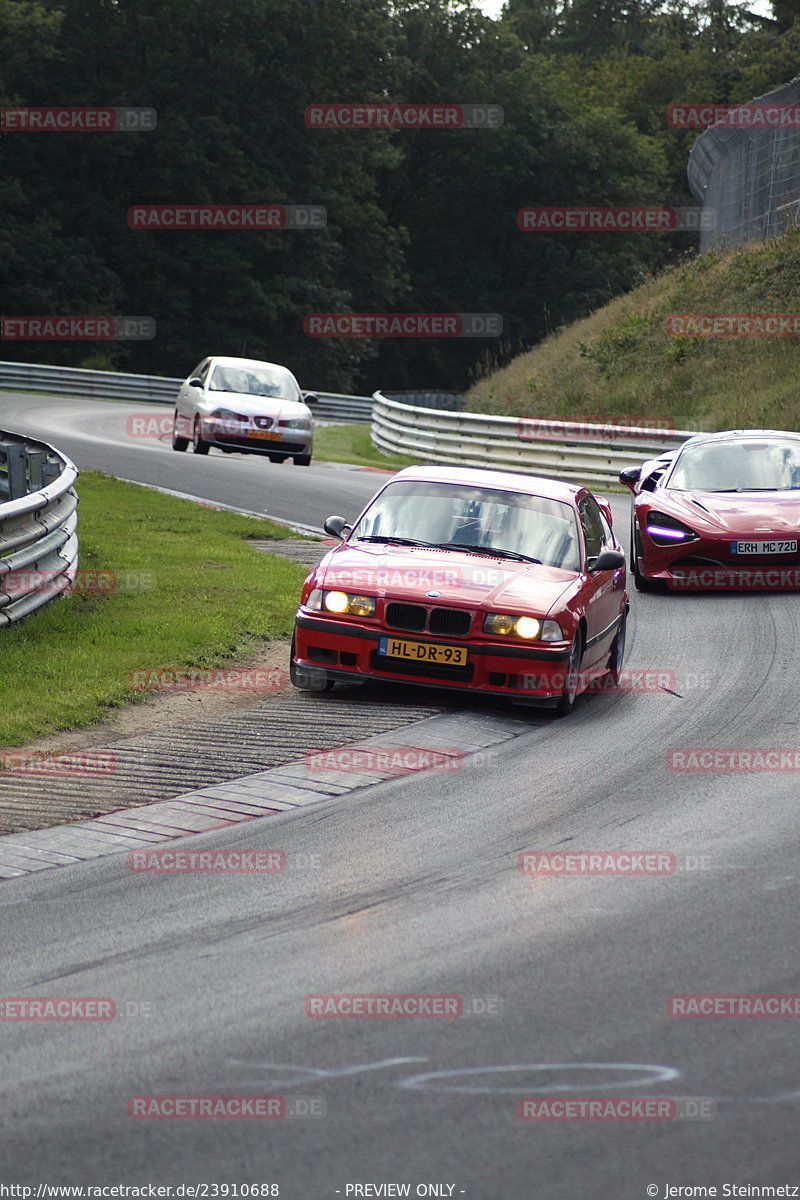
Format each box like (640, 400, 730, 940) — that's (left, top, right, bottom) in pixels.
(0, 431, 79, 627)
(0, 361, 373, 423)
(371, 392, 693, 485)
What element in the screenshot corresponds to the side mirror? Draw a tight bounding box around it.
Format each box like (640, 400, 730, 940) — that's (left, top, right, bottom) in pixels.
(188, 377, 204, 389)
(618, 466, 641, 491)
(324, 515, 350, 539)
(589, 549, 625, 573)
(595, 497, 613, 527)
(302, 392, 319, 404)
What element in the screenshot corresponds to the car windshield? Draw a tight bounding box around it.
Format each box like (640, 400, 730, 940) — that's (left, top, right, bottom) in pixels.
(208, 364, 300, 400)
(351, 480, 581, 571)
(668, 438, 800, 492)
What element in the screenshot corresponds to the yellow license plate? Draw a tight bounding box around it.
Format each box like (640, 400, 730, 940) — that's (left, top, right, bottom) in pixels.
(248, 429, 281, 440)
(379, 636, 468, 666)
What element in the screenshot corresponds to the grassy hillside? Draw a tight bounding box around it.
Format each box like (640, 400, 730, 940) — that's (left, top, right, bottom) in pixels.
(467, 232, 800, 434)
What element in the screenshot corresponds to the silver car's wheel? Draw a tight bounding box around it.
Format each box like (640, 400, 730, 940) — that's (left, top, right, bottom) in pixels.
(172, 410, 189, 452)
(192, 418, 210, 455)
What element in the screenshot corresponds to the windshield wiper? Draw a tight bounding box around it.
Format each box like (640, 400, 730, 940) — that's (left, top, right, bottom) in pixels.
(437, 542, 542, 564)
(355, 535, 442, 548)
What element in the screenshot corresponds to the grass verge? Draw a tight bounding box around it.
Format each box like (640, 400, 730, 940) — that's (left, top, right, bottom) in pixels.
(313, 422, 416, 470)
(0, 471, 308, 747)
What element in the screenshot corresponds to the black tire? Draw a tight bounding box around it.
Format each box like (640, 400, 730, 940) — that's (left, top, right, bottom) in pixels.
(607, 608, 627, 684)
(555, 629, 584, 717)
(172, 410, 189, 452)
(191, 417, 210, 455)
(294, 454, 312, 466)
(267, 453, 287, 463)
(631, 514, 660, 592)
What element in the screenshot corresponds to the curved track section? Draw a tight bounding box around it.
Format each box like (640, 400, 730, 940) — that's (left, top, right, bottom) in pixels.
(1, 391, 797, 1195)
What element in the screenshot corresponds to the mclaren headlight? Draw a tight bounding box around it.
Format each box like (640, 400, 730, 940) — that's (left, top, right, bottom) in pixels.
(645, 512, 699, 546)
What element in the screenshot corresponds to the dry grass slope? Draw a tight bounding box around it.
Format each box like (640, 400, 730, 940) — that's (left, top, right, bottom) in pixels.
(467, 232, 800, 435)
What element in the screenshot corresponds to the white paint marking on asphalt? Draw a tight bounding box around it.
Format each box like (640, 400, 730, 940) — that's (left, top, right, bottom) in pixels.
(397, 1062, 680, 1094)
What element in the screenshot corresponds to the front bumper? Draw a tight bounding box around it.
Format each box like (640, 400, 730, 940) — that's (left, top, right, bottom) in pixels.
(293, 613, 573, 703)
(199, 417, 312, 455)
(641, 541, 800, 591)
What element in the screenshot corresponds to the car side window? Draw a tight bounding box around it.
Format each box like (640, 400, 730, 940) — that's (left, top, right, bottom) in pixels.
(598, 509, 613, 546)
(578, 495, 605, 562)
(191, 359, 210, 381)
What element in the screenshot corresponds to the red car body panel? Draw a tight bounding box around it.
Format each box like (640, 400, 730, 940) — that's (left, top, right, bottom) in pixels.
(292, 466, 628, 705)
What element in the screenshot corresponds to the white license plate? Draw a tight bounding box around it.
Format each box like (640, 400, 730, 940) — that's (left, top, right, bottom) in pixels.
(730, 540, 797, 555)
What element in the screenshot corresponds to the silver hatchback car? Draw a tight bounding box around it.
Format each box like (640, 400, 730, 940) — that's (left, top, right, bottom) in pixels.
(172, 355, 317, 465)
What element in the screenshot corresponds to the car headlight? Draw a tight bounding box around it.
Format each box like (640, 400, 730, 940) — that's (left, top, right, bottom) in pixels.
(209, 408, 246, 421)
(306, 588, 375, 617)
(282, 418, 312, 431)
(645, 512, 699, 546)
(483, 613, 563, 640)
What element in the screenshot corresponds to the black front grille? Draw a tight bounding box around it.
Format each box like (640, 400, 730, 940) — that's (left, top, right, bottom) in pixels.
(385, 603, 426, 631)
(384, 602, 472, 636)
(429, 607, 471, 636)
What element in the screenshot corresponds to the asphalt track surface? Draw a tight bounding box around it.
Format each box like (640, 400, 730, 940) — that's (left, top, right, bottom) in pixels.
(1, 392, 799, 1197)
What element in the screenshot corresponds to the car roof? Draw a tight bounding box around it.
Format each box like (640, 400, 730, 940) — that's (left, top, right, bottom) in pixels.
(209, 356, 295, 375)
(680, 428, 800, 447)
(386, 464, 584, 503)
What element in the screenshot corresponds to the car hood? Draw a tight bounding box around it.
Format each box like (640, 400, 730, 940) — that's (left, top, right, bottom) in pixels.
(316, 543, 578, 616)
(202, 391, 311, 419)
(658, 490, 800, 534)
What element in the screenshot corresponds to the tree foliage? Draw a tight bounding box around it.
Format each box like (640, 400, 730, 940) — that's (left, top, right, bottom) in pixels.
(0, 0, 794, 390)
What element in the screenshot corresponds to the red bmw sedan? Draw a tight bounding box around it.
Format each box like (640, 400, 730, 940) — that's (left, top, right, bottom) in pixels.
(620, 429, 800, 591)
(291, 466, 628, 715)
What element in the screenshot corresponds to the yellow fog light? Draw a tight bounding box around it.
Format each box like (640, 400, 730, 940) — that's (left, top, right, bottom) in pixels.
(349, 595, 375, 617)
(483, 613, 517, 636)
(324, 591, 349, 613)
(515, 616, 541, 639)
